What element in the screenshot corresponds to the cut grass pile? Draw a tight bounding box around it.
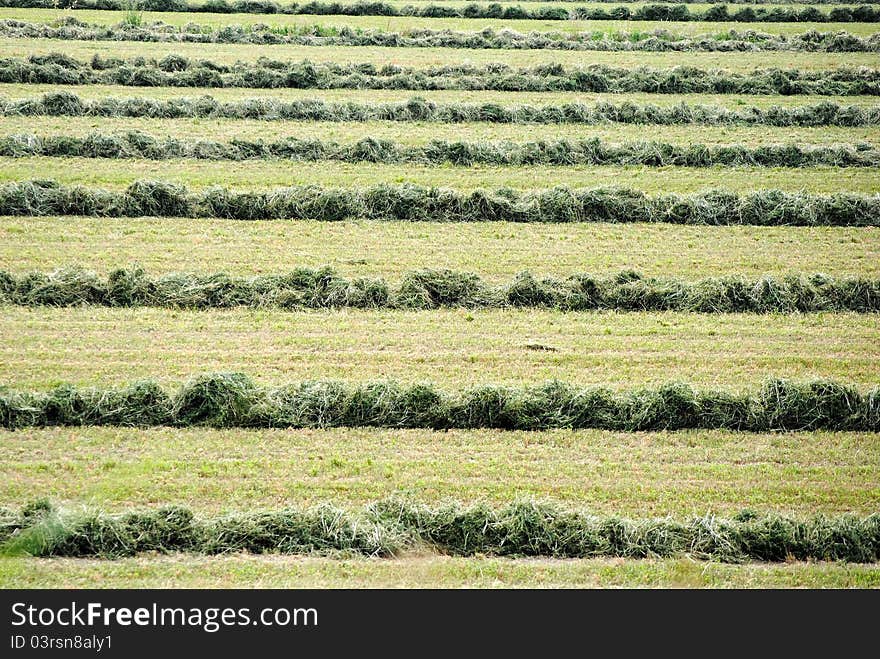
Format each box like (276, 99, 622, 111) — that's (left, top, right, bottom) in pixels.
(2, 265, 879, 312)
(1, 499, 878, 562)
(6, 90, 878, 127)
(1, 0, 877, 23)
(3, 18, 880, 52)
(0, 374, 877, 431)
(3, 130, 878, 167)
(0, 179, 876, 225)
(3, 53, 878, 95)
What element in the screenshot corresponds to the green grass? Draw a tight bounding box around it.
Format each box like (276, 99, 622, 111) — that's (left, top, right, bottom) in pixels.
(1, 114, 876, 146)
(0, 306, 876, 388)
(1, 37, 873, 71)
(179, 0, 878, 13)
(2, 7, 877, 37)
(3, 218, 876, 279)
(2, 554, 878, 588)
(8, 553, 880, 587)
(1, 426, 877, 515)
(1, 6, 878, 589)
(4, 83, 877, 108)
(1, 155, 875, 192)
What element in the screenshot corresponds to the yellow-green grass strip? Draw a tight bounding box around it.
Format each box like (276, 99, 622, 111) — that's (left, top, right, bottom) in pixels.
(0, 307, 876, 388)
(2, 555, 878, 588)
(2, 7, 877, 37)
(1, 115, 876, 146)
(0, 156, 875, 193)
(0, 37, 873, 71)
(3, 83, 876, 108)
(0, 426, 877, 516)
(4, 218, 876, 279)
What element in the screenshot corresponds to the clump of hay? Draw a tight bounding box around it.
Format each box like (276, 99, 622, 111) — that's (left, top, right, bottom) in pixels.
(2, 265, 877, 312)
(2, 377, 877, 432)
(3, 500, 878, 562)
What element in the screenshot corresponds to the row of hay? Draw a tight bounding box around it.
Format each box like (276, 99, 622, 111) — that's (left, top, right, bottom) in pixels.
(5, 54, 879, 95)
(2, 500, 879, 562)
(2, 180, 877, 225)
(5, 131, 879, 168)
(11, 130, 880, 166)
(5, 18, 880, 53)
(1, 0, 878, 23)
(1, 375, 877, 431)
(6, 91, 879, 128)
(4, 266, 879, 313)
(2, 0, 874, 7)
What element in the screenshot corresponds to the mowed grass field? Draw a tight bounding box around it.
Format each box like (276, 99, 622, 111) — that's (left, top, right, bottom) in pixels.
(2, 307, 877, 388)
(4, 84, 878, 108)
(4, 556, 879, 588)
(3, 114, 877, 146)
(3, 158, 877, 192)
(3, 426, 878, 516)
(4, 219, 876, 278)
(0, 2, 878, 588)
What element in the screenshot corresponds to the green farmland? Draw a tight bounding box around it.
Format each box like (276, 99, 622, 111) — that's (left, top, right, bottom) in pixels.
(0, 0, 877, 588)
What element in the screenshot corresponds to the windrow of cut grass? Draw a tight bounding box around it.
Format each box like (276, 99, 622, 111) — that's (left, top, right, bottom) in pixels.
(0, 180, 876, 225)
(3, 54, 878, 95)
(6, 91, 879, 128)
(2, 499, 879, 562)
(0, 374, 877, 431)
(3, 130, 878, 167)
(4, 18, 880, 53)
(1, 0, 878, 23)
(3, 265, 879, 313)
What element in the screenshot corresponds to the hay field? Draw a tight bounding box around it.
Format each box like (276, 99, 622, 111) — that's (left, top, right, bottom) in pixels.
(0, 0, 877, 587)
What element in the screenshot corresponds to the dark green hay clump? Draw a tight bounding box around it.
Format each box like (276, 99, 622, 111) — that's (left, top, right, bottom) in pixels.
(7, 92, 878, 128)
(2, 266, 877, 312)
(1, 376, 877, 432)
(200, 506, 394, 556)
(3, 500, 878, 563)
(171, 373, 263, 427)
(1, 54, 878, 95)
(4, 131, 878, 169)
(0, 181, 876, 226)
